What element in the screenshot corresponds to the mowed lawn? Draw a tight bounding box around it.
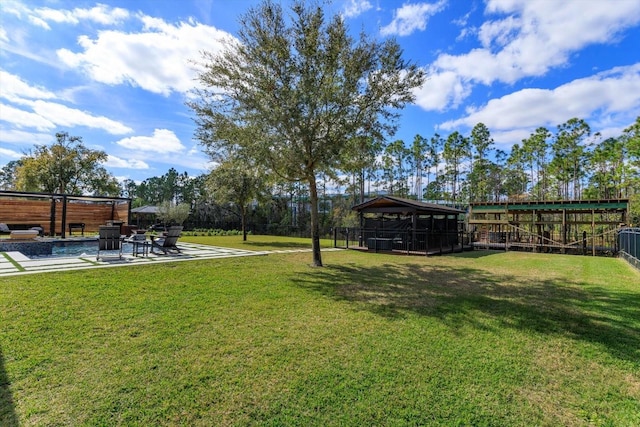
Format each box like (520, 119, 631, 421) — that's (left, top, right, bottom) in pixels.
(1, 236, 639, 426)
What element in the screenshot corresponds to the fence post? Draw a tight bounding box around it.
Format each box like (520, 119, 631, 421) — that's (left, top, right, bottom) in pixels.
(505, 229, 509, 252)
(425, 229, 429, 257)
(345, 228, 349, 249)
(375, 228, 378, 253)
(406, 229, 410, 255)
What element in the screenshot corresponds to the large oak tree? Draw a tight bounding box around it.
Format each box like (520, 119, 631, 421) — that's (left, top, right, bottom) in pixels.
(16, 131, 119, 196)
(189, 0, 424, 266)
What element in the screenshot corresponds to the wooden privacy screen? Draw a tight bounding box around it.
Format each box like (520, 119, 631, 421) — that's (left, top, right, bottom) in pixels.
(0, 199, 51, 233)
(0, 195, 130, 236)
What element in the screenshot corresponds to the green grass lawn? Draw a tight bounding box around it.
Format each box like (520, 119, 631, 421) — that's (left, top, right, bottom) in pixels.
(1, 238, 639, 426)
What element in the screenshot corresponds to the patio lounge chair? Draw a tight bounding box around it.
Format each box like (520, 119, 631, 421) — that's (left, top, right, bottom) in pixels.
(151, 226, 183, 254)
(96, 225, 123, 261)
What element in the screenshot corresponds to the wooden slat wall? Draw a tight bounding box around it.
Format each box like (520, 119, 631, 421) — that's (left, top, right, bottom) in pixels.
(1, 198, 130, 236)
(0, 200, 52, 234)
(114, 203, 129, 222)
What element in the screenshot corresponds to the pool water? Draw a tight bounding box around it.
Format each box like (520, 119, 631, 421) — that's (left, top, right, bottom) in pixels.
(31, 239, 135, 258)
(51, 240, 100, 256)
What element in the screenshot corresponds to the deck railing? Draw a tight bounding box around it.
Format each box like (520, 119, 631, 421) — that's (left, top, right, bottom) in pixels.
(334, 227, 471, 256)
(471, 224, 620, 256)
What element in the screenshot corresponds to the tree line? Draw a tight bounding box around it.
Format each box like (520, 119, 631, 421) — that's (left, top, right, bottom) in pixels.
(2, 120, 638, 234)
(342, 117, 639, 206)
(1, 118, 638, 236)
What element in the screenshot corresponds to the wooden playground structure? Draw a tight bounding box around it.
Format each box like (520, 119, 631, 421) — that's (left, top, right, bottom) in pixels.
(468, 199, 629, 256)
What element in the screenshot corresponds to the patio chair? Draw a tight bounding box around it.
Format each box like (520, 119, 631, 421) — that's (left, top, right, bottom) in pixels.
(151, 226, 183, 254)
(96, 225, 123, 261)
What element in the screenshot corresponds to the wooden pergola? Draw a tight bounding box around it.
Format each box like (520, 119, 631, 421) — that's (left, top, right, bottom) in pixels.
(0, 190, 132, 238)
(468, 199, 629, 255)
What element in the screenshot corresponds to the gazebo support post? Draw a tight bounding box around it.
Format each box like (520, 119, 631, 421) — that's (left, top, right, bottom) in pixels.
(49, 196, 56, 237)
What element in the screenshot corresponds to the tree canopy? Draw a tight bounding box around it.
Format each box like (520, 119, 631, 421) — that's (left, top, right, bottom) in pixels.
(15, 131, 119, 196)
(206, 155, 268, 241)
(189, 0, 425, 266)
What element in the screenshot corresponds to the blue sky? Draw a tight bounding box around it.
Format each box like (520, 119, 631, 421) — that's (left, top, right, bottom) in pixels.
(1, 0, 640, 185)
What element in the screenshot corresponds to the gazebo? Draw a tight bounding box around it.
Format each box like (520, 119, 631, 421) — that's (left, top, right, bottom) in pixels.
(130, 205, 160, 229)
(346, 196, 466, 254)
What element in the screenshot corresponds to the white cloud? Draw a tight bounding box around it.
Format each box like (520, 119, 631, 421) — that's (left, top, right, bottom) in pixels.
(106, 155, 150, 169)
(0, 68, 134, 137)
(115, 129, 185, 153)
(0, 146, 23, 160)
(414, 70, 471, 111)
(0, 100, 132, 135)
(381, 1, 447, 37)
(0, 128, 53, 146)
(30, 100, 133, 135)
(0, 103, 56, 131)
(0, 70, 58, 102)
(420, 0, 640, 111)
(57, 17, 233, 96)
(28, 15, 50, 30)
(439, 63, 640, 136)
(342, 0, 373, 18)
(490, 128, 534, 149)
(0, 71, 133, 135)
(33, 4, 130, 27)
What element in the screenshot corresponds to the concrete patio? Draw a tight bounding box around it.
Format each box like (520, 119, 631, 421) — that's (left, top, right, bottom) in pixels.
(0, 242, 342, 277)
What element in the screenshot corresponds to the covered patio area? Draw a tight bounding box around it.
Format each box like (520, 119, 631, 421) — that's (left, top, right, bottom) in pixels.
(0, 190, 132, 238)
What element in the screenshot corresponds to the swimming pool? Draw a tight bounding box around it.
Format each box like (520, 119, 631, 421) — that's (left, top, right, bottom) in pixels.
(0, 238, 135, 258)
(51, 239, 100, 256)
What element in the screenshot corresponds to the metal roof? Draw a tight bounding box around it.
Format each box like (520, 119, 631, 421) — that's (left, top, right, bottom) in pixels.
(352, 196, 465, 215)
(469, 199, 629, 213)
(130, 205, 159, 214)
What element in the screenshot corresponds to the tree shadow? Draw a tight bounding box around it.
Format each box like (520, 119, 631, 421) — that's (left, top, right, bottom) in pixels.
(0, 348, 19, 426)
(296, 262, 640, 364)
(448, 250, 509, 259)
(241, 241, 313, 249)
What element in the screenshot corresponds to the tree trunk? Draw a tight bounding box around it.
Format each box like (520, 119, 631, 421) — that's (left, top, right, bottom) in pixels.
(359, 169, 365, 203)
(241, 205, 247, 241)
(308, 174, 323, 267)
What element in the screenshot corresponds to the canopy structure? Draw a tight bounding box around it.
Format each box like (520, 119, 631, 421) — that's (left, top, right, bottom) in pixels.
(131, 205, 160, 214)
(130, 205, 160, 228)
(0, 190, 131, 238)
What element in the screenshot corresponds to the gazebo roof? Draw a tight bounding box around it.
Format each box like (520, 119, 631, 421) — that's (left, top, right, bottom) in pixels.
(352, 196, 465, 215)
(130, 205, 159, 214)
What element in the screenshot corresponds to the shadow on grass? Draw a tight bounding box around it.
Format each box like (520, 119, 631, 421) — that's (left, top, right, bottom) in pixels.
(297, 262, 640, 364)
(242, 241, 312, 249)
(0, 348, 18, 427)
(448, 250, 510, 259)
